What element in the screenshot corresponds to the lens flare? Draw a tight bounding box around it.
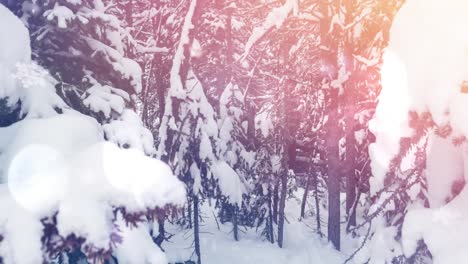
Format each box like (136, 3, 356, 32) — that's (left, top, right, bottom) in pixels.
(8, 144, 69, 216)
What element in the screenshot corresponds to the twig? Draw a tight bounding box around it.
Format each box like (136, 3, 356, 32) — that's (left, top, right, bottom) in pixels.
(344, 222, 372, 264)
(211, 210, 221, 231)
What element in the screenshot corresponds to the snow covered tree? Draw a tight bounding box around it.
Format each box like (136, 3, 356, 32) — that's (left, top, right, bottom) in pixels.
(119, 0, 183, 130)
(8, 0, 155, 155)
(251, 141, 277, 244)
(361, 1, 468, 263)
(249, 82, 297, 248)
(217, 82, 254, 241)
(0, 4, 185, 264)
(154, 1, 227, 262)
(305, 0, 403, 250)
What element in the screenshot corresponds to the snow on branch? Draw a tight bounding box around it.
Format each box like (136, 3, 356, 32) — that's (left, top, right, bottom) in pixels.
(169, 0, 198, 99)
(240, 0, 298, 61)
(157, 0, 198, 158)
(137, 45, 170, 54)
(353, 54, 379, 68)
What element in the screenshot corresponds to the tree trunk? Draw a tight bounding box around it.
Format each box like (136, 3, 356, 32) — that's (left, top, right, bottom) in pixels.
(345, 114, 357, 228)
(141, 59, 154, 128)
(125, 0, 134, 58)
(188, 197, 193, 229)
(233, 204, 239, 241)
(149, 0, 166, 122)
(225, 4, 234, 84)
(277, 171, 288, 248)
(277, 77, 295, 248)
(268, 190, 275, 244)
(300, 172, 311, 219)
(272, 182, 279, 224)
(313, 171, 322, 237)
(318, 0, 342, 250)
(343, 6, 357, 227)
(193, 195, 202, 264)
(154, 209, 166, 246)
(326, 89, 341, 250)
(347, 189, 361, 232)
(125, 0, 134, 28)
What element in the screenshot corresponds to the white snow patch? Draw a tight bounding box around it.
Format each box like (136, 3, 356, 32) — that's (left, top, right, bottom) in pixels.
(114, 218, 167, 264)
(0, 5, 31, 69)
(103, 110, 156, 155)
(212, 161, 245, 205)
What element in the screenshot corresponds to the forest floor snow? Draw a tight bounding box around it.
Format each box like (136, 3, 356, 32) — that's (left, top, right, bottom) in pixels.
(164, 189, 358, 264)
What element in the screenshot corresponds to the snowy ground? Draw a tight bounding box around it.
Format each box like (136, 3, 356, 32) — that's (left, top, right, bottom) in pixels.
(164, 189, 357, 264)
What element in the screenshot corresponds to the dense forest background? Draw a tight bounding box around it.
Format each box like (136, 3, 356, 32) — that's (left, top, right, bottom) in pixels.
(1, 0, 463, 263)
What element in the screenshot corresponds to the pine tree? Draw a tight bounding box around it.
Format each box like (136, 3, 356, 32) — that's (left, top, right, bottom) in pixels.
(14, 0, 154, 154)
(0, 3, 186, 263)
(218, 82, 253, 240)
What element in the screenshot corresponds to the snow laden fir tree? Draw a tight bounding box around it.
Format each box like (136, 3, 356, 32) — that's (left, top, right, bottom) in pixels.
(362, 0, 468, 263)
(0, 3, 185, 264)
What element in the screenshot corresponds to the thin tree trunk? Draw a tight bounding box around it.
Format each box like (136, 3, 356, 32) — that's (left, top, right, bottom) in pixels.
(300, 172, 311, 219)
(318, 0, 342, 250)
(156, 65, 166, 121)
(125, 0, 134, 28)
(343, 7, 357, 227)
(225, 3, 234, 85)
(125, 0, 134, 58)
(141, 60, 153, 127)
(313, 171, 322, 237)
(326, 89, 341, 250)
(346, 188, 361, 232)
(277, 78, 295, 248)
(154, 210, 166, 246)
(268, 190, 275, 244)
(345, 117, 357, 228)
(277, 171, 288, 248)
(233, 204, 239, 241)
(193, 195, 201, 264)
(272, 182, 279, 224)
(149, 0, 166, 122)
(188, 197, 193, 229)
